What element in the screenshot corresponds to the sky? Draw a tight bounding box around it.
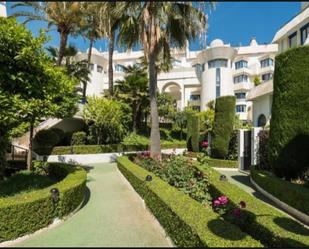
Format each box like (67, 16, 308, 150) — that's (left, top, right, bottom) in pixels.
(6, 1, 301, 53)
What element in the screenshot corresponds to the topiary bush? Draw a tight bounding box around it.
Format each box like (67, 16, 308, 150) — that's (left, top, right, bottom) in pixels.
(211, 96, 236, 159)
(257, 129, 270, 170)
(49, 128, 65, 145)
(186, 113, 200, 152)
(268, 46, 309, 180)
(226, 130, 238, 160)
(71, 131, 87, 145)
(0, 163, 86, 242)
(33, 129, 61, 149)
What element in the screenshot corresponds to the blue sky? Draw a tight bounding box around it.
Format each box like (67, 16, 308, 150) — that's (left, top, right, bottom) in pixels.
(6, 1, 301, 52)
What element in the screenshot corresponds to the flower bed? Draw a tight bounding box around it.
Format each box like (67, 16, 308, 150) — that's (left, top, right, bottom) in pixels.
(198, 164, 309, 247)
(117, 156, 261, 247)
(0, 163, 87, 242)
(251, 168, 309, 215)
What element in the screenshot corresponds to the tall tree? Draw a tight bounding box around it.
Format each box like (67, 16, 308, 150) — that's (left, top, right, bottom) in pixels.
(11, 2, 84, 66)
(114, 64, 149, 132)
(118, 2, 210, 159)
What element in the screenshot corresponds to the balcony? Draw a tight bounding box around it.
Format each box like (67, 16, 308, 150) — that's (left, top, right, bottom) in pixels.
(234, 82, 254, 91)
(233, 67, 252, 76)
(259, 65, 274, 75)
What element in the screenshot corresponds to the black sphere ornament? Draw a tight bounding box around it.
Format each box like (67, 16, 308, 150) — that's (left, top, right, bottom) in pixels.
(145, 175, 152, 182)
(50, 188, 60, 203)
(219, 174, 227, 181)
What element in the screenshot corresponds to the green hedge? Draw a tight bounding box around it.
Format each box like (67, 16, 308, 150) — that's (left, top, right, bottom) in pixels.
(117, 156, 261, 247)
(211, 96, 236, 159)
(268, 46, 309, 180)
(198, 165, 309, 247)
(186, 113, 200, 152)
(203, 157, 238, 168)
(251, 168, 309, 215)
(35, 141, 187, 156)
(0, 163, 87, 242)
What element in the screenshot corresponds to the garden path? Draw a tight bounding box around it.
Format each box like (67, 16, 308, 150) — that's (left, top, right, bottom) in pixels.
(11, 163, 173, 247)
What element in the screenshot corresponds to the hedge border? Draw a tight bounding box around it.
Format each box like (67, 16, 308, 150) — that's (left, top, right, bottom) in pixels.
(0, 163, 87, 242)
(198, 165, 309, 247)
(251, 168, 309, 216)
(204, 157, 238, 168)
(117, 156, 261, 247)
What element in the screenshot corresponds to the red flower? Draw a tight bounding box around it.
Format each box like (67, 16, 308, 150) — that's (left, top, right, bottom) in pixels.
(218, 195, 229, 205)
(201, 140, 209, 148)
(239, 201, 246, 208)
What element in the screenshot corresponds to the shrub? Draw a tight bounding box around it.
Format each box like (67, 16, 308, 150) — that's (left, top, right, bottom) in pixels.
(198, 157, 238, 168)
(117, 156, 261, 247)
(268, 46, 309, 180)
(71, 131, 87, 145)
(251, 168, 309, 215)
(0, 163, 86, 242)
(170, 126, 187, 141)
(159, 128, 172, 141)
(186, 113, 200, 152)
(49, 128, 65, 144)
(198, 164, 309, 247)
(33, 129, 60, 147)
(211, 96, 235, 159)
(61, 131, 73, 146)
(226, 130, 238, 160)
(257, 130, 270, 170)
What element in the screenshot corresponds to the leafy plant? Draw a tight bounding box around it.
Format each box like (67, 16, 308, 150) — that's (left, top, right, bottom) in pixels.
(71, 131, 87, 145)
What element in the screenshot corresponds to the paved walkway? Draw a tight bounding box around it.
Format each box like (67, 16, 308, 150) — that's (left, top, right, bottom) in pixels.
(11, 163, 172, 247)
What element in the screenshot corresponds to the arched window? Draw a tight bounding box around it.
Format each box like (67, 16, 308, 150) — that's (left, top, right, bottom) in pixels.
(257, 114, 266, 127)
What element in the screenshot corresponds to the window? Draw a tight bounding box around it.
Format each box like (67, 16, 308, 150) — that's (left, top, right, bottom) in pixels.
(235, 92, 246, 99)
(88, 63, 94, 71)
(208, 59, 228, 68)
(301, 22, 309, 45)
(97, 65, 103, 73)
(236, 105, 246, 113)
(216, 68, 220, 97)
(190, 94, 200, 101)
(194, 63, 204, 74)
(235, 60, 248, 69)
(115, 64, 125, 72)
(262, 73, 273, 82)
(288, 31, 297, 48)
(234, 74, 248, 84)
(260, 58, 274, 68)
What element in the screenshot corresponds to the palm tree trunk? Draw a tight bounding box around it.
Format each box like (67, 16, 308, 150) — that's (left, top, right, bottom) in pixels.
(148, 9, 161, 159)
(27, 117, 35, 171)
(57, 31, 68, 66)
(108, 29, 115, 97)
(87, 38, 94, 64)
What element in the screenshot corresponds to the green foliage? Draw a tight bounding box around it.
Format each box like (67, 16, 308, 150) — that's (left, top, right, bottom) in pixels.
(251, 168, 309, 215)
(226, 130, 238, 160)
(117, 156, 261, 247)
(49, 128, 65, 143)
(253, 76, 261, 86)
(268, 46, 309, 180)
(198, 164, 309, 247)
(157, 92, 177, 121)
(33, 129, 61, 148)
(83, 97, 130, 144)
(187, 113, 200, 152)
(32, 160, 50, 176)
(0, 163, 86, 242)
(211, 96, 236, 159)
(198, 109, 215, 132)
(198, 156, 238, 168)
(71, 131, 87, 145)
(121, 133, 149, 146)
(256, 130, 270, 170)
(159, 128, 173, 141)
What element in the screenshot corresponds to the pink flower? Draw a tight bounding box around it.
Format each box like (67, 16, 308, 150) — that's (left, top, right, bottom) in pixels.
(239, 201, 246, 209)
(201, 140, 209, 148)
(218, 195, 229, 205)
(213, 199, 221, 207)
(232, 208, 241, 217)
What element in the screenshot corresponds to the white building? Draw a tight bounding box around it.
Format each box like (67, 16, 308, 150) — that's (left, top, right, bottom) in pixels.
(78, 38, 277, 123)
(248, 2, 309, 127)
(0, 2, 6, 17)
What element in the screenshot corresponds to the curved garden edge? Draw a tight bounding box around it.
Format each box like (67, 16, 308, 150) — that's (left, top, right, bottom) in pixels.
(249, 176, 309, 226)
(0, 192, 86, 248)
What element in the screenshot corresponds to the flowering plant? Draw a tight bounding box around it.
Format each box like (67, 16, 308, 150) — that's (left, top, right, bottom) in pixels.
(201, 140, 209, 148)
(212, 195, 230, 215)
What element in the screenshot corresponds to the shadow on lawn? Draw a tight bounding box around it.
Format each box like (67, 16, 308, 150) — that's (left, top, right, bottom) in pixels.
(207, 219, 246, 241)
(273, 217, 309, 236)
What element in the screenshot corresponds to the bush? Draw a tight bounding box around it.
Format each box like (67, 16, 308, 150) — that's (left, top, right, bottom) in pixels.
(117, 156, 261, 247)
(251, 168, 309, 215)
(268, 46, 309, 180)
(257, 130, 270, 170)
(198, 164, 309, 247)
(186, 113, 200, 152)
(199, 157, 238, 168)
(71, 131, 87, 145)
(159, 128, 172, 141)
(170, 126, 187, 141)
(211, 96, 235, 159)
(122, 133, 149, 146)
(226, 130, 238, 160)
(49, 128, 65, 144)
(0, 163, 86, 242)
(33, 129, 60, 147)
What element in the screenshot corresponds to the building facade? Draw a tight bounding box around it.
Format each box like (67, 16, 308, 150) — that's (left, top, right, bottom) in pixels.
(78, 38, 277, 123)
(0, 1, 6, 17)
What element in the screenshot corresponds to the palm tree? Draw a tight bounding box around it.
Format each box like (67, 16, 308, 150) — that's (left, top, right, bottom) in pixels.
(114, 64, 149, 132)
(118, 2, 212, 159)
(11, 2, 84, 66)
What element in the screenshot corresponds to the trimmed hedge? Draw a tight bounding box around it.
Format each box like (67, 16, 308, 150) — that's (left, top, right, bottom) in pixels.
(0, 163, 87, 242)
(35, 141, 187, 156)
(117, 156, 261, 247)
(211, 96, 236, 159)
(71, 131, 87, 146)
(251, 168, 309, 215)
(186, 113, 200, 152)
(198, 165, 309, 247)
(268, 46, 309, 180)
(203, 157, 238, 168)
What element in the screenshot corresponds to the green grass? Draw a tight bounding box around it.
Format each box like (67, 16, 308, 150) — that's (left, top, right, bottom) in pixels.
(202, 157, 238, 168)
(251, 168, 309, 215)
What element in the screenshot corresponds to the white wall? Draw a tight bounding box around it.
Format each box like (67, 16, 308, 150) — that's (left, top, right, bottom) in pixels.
(252, 94, 272, 127)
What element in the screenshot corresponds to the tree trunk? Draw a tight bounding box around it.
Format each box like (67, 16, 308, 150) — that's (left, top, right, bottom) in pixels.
(108, 29, 115, 97)
(57, 31, 68, 66)
(148, 8, 161, 159)
(27, 117, 35, 171)
(87, 38, 94, 65)
(132, 102, 140, 133)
